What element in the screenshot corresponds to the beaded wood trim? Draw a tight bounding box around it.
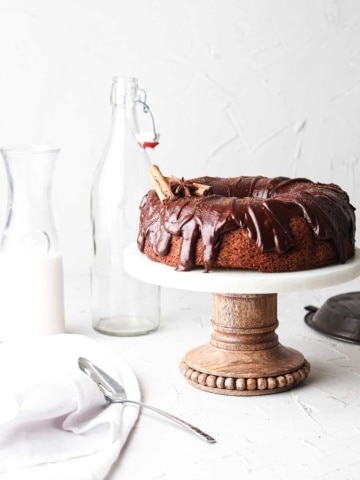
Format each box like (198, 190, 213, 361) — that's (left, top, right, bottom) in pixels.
(179, 360, 310, 395)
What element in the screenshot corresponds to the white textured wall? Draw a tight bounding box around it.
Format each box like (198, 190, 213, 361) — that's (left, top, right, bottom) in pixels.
(0, 0, 359, 275)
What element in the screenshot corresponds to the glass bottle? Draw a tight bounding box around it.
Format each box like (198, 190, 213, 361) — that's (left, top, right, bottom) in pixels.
(0, 146, 65, 341)
(91, 76, 160, 336)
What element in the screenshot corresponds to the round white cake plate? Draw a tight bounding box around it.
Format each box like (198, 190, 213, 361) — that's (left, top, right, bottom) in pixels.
(124, 244, 360, 397)
(124, 244, 360, 294)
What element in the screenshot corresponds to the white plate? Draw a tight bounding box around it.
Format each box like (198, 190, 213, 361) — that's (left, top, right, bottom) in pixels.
(124, 244, 360, 294)
(0, 334, 140, 480)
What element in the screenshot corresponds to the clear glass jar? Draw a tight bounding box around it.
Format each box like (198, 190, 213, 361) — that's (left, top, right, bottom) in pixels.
(0, 145, 65, 341)
(91, 77, 160, 336)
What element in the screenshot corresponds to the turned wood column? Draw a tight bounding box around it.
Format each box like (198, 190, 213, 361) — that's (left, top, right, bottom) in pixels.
(211, 293, 279, 352)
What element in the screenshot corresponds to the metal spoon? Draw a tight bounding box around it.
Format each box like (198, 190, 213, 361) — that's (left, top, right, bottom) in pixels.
(78, 357, 216, 444)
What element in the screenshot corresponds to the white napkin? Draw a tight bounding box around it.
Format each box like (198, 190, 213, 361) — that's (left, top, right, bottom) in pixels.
(0, 334, 140, 480)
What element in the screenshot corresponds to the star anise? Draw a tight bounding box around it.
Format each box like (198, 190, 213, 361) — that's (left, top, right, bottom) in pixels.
(170, 176, 198, 198)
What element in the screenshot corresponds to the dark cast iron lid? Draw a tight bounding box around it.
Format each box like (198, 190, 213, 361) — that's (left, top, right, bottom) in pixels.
(304, 291, 360, 344)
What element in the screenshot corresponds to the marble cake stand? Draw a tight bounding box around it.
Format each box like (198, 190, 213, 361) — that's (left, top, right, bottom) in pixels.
(124, 244, 360, 396)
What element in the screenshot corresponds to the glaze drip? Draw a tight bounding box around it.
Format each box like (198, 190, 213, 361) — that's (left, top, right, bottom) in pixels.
(138, 176, 355, 272)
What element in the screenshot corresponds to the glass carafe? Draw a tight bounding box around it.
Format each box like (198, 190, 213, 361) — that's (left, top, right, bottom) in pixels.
(0, 146, 65, 341)
(90, 76, 160, 336)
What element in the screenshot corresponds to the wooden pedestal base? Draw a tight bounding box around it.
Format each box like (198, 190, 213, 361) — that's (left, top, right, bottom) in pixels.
(180, 293, 310, 396)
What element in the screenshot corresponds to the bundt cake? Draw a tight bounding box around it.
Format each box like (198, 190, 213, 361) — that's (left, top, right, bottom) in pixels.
(137, 173, 356, 273)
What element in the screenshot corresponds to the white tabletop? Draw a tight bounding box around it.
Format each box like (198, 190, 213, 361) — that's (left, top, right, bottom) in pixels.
(65, 269, 360, 480)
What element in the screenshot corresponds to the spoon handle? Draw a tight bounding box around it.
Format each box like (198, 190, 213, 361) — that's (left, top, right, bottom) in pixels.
(120, 399, 216, 443)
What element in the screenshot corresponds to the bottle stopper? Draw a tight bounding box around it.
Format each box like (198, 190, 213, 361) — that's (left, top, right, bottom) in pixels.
(136, 89, 160, 149)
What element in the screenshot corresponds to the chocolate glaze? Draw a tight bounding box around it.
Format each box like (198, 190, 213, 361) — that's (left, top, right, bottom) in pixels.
(137, 176, 356, 272)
